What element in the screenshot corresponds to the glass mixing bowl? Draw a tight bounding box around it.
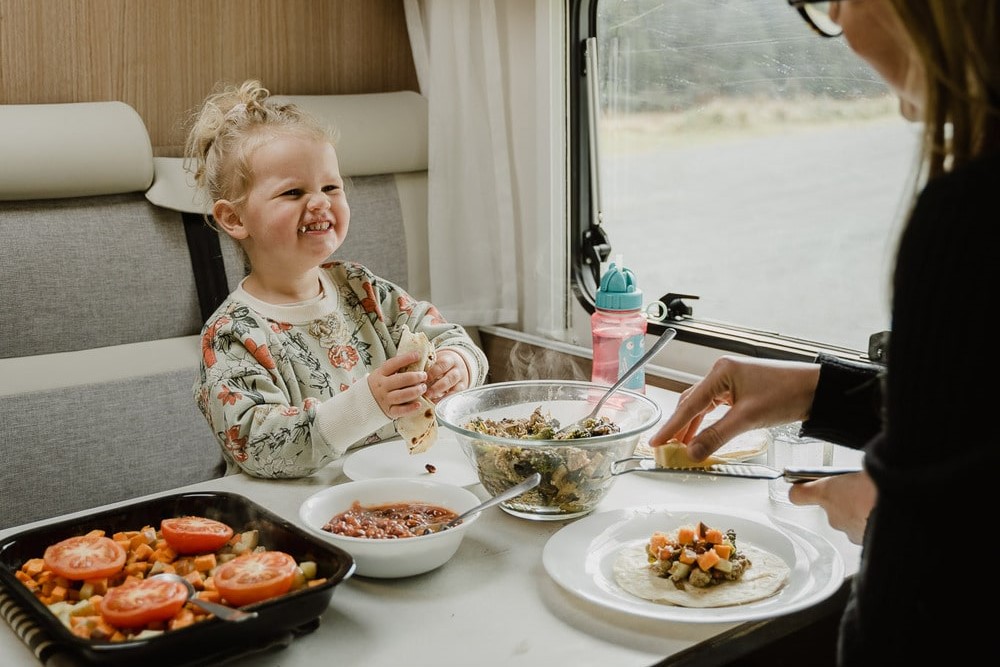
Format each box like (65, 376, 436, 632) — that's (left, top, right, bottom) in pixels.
(435, 380, 661, 520)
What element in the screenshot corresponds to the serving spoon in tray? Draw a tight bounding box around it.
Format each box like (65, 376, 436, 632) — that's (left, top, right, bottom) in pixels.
(150, 572, 258, 622)
(553, 327, 677, 438)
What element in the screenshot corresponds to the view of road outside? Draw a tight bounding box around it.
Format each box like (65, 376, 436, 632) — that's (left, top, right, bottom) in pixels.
(595, 0, 921, 352)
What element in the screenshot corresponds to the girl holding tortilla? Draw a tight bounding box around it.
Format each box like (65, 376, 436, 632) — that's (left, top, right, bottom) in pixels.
(649, 1, 999, 663)
(186, 80, 487, 478)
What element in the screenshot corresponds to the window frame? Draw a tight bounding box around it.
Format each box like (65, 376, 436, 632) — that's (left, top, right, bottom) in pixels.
(567, 0, 883, 365)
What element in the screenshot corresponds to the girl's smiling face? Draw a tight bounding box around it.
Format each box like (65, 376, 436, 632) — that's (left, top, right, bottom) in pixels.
(216, 132, 350, 292)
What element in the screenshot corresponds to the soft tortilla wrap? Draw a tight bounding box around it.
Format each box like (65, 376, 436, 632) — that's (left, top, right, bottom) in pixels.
(613, 540, 790, 608)
(394, 326, 438, 454)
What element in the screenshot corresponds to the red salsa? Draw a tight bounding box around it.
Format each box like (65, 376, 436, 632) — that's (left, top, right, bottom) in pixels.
(323, 501, 460, 539)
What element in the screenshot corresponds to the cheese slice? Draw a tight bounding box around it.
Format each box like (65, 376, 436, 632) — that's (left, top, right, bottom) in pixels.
(653, 440, 726, 469)
(394, 326, 438, 454)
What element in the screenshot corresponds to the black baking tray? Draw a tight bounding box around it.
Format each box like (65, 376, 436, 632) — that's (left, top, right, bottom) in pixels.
(0, 491, 355, 666)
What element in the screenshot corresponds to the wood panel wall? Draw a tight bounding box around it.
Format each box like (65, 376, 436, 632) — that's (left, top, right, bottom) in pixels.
(0, 0, 418, 155)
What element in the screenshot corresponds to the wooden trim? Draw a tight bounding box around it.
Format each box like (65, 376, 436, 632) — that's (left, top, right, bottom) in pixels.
(0, 0, 418, 155)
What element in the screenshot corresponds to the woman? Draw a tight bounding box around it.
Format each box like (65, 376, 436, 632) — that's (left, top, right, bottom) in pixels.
(651, 1, 999, 662)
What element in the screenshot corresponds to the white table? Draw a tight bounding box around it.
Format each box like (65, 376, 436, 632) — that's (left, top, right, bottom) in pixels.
(0, 387, 863, 667)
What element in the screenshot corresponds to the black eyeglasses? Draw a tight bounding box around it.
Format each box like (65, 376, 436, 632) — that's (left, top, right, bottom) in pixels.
(787, 1, 844, 38)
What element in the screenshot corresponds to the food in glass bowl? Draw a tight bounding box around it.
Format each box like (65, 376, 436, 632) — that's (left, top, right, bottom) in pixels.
(436, 381, 661, 521)
(464, 405, 620, 440)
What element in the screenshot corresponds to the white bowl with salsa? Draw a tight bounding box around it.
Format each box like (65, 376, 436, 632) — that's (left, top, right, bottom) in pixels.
(298, 478, 482, 578)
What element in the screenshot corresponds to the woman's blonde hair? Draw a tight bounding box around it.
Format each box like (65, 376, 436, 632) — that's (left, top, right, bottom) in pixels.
(889, 0, 1000, 184)
(184, 80, 336, 213)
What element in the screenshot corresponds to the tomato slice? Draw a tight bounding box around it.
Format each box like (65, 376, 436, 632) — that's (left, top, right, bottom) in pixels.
(100, 578, 189, 629)
(160, 516, 234, 554)
(43, 534, 126, 581)
(213, 551, 298, 607)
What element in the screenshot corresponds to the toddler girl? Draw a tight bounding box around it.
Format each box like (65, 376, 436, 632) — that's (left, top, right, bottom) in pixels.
(186, 80, 487, 478)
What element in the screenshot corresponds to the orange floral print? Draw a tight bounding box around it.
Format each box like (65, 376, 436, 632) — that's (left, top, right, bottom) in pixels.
(328, 345, 359, 370)
(397, 294, 415, 315)
(217, 385, 242, 406)
(244, 338, 276, 370)
(361, 282, 384, 321)
(270, 321, 293, 333)
(224, 425, 248, 462)
(425, 305, 446, 325)
(201, 316, 230, 367)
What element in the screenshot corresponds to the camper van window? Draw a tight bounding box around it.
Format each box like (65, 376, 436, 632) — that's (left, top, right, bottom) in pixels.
(570, 0, 918, 357)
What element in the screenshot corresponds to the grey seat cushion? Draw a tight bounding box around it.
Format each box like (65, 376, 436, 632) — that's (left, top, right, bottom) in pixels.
(0, 366, 225, 529)
(0, 193, 202, 359)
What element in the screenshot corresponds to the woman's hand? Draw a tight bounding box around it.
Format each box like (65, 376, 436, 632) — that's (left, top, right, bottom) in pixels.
(650, 355, 821, 461)
(788, 470, 875, 545)
(424, 350, 470, 402)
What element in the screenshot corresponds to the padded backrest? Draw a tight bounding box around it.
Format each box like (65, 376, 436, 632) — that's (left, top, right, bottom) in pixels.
(0, 355, 226, 528)
(0, 194, 205, 358)
(0, 102, 225, 527)
(0, 102, 204, 360)
(0, 101, 153, 200)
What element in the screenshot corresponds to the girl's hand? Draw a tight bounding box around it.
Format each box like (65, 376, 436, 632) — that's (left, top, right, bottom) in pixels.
(424, 350, 470, 402)
(368, 351, 428, 419)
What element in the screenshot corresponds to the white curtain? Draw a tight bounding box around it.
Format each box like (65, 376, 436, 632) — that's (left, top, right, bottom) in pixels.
(404, 0, 519, 326)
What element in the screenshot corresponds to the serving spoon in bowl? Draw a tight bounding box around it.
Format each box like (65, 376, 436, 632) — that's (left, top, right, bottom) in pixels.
(553, 327, 677, 438)
(150, 572, 258, 622)
(415, 472, 542, 535)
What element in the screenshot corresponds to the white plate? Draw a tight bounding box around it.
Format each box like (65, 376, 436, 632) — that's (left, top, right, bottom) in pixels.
(542, 504, 844, 624)
(343, 433, 479, 488)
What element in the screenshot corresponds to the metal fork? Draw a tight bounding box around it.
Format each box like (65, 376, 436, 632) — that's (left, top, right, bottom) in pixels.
(610, 456, 861, 483)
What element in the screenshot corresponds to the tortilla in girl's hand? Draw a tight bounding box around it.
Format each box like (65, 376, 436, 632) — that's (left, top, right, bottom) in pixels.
(613, 523, 790, 608)
(394, 326, 438, 454)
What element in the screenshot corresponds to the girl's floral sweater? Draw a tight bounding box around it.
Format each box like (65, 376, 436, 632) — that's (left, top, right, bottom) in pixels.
(194, 261, 488, 478)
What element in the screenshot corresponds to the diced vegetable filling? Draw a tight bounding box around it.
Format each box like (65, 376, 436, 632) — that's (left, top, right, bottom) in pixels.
(646, 521, 751, 589)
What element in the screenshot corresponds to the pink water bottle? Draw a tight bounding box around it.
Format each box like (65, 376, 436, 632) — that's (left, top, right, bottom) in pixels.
(591, 260, 647, 393)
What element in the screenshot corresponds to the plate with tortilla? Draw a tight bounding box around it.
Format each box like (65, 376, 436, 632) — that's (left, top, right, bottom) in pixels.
(542, 504, 843, 623)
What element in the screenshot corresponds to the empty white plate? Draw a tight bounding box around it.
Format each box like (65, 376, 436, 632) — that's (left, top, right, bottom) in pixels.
(342, 432, 480, 488)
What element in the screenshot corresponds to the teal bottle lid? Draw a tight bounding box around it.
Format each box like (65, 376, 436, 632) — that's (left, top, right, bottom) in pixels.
(595, 261, 642, 311)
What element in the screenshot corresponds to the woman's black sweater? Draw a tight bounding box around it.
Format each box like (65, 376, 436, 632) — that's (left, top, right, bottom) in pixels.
(801, 150, 1000, 664)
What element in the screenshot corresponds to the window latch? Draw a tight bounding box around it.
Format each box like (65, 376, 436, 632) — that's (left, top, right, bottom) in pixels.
(657, 293, 700, 320)
(582, 225, 612, 286)
(867, 330, 889, 363)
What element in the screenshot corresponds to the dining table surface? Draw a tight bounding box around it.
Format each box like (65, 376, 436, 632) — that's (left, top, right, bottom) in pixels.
(0, 386, 864, 667)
